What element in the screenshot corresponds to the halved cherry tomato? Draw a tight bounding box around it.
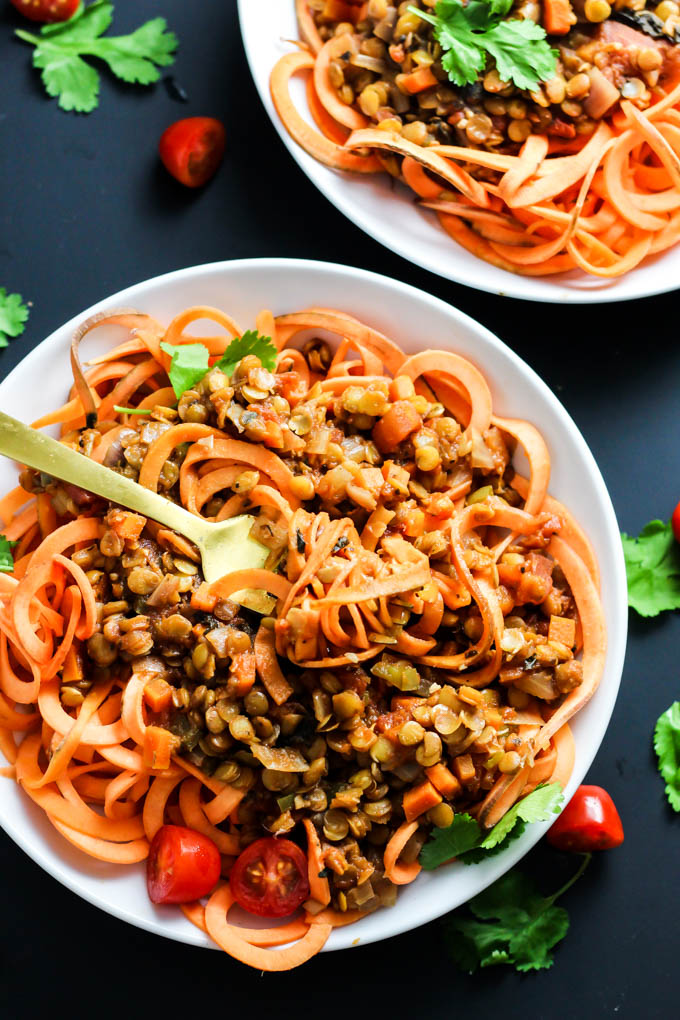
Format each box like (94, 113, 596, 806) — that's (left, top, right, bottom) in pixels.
(158, 117, 226, 188)
(230, 837, 310, 918)
(147, 825, 221, 904)
(547, 785, 624, 852)
(672, 500, 680, 544)
(11, 0, 79, 22)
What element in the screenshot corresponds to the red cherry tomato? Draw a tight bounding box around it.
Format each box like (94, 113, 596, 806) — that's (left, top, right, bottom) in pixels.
(230, 837, 310, 918)
(147, 825, 221, 904)
(672, 501, 680, 544)
(547, 785, 624, 852)
(158, 117, 226, 188)
(11, 0, 78, 22)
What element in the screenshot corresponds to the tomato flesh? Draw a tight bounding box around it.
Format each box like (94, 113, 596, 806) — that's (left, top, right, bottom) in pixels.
(672, 501, 680, 544)
(158, 117, 226, 188)
(230, 837, 310, 918)
(147, 825, 221, 904)
(547, 785, 624, 852)
(11, 0, 79, 22)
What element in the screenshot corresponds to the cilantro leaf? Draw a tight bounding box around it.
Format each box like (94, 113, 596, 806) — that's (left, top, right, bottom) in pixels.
(0, 289, 30, 349)
(94, 18, 179, 85)
(478, 782, 563, 850)
(417, 4, 484, 88)
(420, 783, 563, 869)
(33, 49, 100, 113)
(15, 1, 178, 114)
(0, 536, 18, 574)
(160, 331, 277, 400)
(621, 520, 680, 617)
(160, 341, 211, 400)
(654, 701, 680, 812)
(444, 854, 589, 974)
(419, 813, 483, 869)
(214, 330, 278, 377)
(458, 819, 527, 864)
(408, 0, 556, 91)
(482, 20, 558, 93)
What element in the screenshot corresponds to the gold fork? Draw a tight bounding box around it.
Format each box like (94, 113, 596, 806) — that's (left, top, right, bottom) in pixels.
(0, 411, 269, 583)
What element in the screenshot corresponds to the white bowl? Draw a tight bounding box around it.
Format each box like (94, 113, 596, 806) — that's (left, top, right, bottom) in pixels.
(0, 258, 627, 953)
(238, 0, 680, 304)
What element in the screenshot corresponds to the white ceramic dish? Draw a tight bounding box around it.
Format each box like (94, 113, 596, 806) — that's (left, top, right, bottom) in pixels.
(0, 258, 627, 954)
(238, 0, 680, 304)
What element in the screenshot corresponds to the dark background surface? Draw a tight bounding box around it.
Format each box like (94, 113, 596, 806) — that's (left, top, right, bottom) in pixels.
(1, 2, 678, 1016)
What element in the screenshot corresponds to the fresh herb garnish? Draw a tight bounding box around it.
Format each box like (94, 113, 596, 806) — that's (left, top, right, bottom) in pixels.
(113, 405, 153, 416)
(213, 330, 278, 377)
(621, 520, 680, 617)
(15, 1, 178, 114)
(408, 0, 557, 91)
(0, 535, 18, 574)
(444, 853, 590, 973)
(420, 783, 563, 869)
(160, 330, 278, 400)
(654, 701, 680, 812)
(160, 342, 211, 399)
(0, 288, 29, 349)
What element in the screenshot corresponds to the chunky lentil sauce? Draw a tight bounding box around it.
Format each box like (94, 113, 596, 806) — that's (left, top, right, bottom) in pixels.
(308, 0, 680, 149)
(0, 304, 605, 967)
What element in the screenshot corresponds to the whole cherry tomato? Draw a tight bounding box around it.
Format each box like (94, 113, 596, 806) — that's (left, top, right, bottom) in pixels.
(671, 500, 680, 544)
(230, 837, 310, 918)
(158, 117, 226, 188)
(147, 825, 221, 904)
(10, 0, 79, 22)
(547, 785, 624, 852)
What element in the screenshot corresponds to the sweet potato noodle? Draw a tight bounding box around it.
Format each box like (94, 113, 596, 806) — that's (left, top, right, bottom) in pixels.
(270, 2, 680, 277)
(0, 303, 605, 969)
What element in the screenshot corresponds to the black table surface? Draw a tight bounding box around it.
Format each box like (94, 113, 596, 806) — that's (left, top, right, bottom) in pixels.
(1, 2, 679, 1016)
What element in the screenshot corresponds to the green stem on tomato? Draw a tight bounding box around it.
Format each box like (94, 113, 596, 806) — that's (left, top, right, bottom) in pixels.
(15, 30, 43, 45)
(547, 852, 592, 905)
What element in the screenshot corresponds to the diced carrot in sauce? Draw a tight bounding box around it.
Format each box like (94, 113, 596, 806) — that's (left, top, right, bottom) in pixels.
(144, 677, 173, 714)
(543, 0, 575, 35)
(400, 66, 438, 94)
(106, 508, 146, 542)
(389, 376, 415, 401)
(453, 753, 475, 784)
(403, 779, 442, 821)
(401, 508, 425, 538)
(230, 651, 257, 696)
(191, 583, 218, 613)
(323, 0, 362, 23)
(372, 401, 422, 453)
(425, 763, 462, 799)
(548, 615, 576, 648)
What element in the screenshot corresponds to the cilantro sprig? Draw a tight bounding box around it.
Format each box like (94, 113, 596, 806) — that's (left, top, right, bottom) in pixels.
(408, 0, 557, 91)
(0, 289, 29, 350)
(444, 852, 590, 973)
(15, 1, 178, 114)
(0, 536, 18, 574)
(420, 783, 563, 869)
(654, 702, 680, 812)
(160, 330, 278, 400)
(621, 520, 680, 617)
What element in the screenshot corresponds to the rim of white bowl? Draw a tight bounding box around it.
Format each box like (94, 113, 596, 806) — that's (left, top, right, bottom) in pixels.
(0, 258, 628, 953)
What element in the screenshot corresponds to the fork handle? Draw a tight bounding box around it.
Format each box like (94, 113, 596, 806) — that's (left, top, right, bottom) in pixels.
(0, 410, 207, 544)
